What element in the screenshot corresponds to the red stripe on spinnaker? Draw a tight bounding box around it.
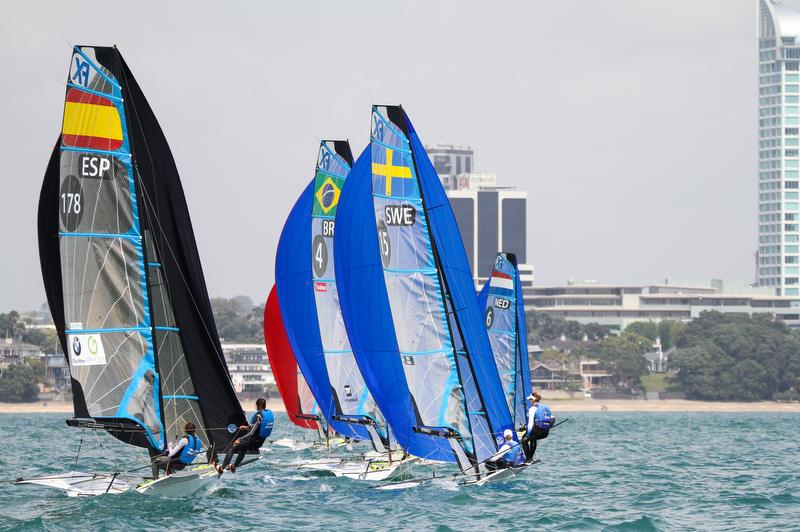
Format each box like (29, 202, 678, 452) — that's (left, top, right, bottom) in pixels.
(491, 271, 513, 280)
(65, 87, 115, 106)
(62, 133, 123, 151)
(264, 285, 317, 430)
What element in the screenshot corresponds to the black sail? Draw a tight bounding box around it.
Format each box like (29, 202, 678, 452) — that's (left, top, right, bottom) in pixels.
(38, 45, 245, 452)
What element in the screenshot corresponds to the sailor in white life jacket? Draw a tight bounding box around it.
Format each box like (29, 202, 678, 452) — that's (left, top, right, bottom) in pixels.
(486, 429, 520, 471)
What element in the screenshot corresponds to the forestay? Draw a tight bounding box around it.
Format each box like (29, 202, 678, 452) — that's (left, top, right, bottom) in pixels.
(335, 106, 516, 466)
(38, 46, 245, 454)
(477, 253, 532, 428)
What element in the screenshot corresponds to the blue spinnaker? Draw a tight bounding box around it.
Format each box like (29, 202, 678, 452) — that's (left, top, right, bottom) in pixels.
(336, 106, 515, 464)
(276, 142, 385, 443)
(477, 253, 532, 429)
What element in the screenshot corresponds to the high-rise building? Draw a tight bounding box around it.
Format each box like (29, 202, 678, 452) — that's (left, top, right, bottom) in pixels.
(426, 144, 474, 190)
(427, 144, 533, 286)
(448, 186, 531, 285)
(758, 1, 800, 296)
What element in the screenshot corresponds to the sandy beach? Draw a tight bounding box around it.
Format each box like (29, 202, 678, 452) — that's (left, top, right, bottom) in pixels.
(2, 398, 798, 414)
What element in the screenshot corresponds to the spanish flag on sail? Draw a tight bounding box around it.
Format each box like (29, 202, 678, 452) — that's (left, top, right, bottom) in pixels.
(62, 88, 123, 151)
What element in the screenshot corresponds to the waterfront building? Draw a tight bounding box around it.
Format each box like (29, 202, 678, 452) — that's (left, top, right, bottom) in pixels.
(525, 279, 800, 330)
(221, 343, 274, 399)
(758, 0, 800, 295)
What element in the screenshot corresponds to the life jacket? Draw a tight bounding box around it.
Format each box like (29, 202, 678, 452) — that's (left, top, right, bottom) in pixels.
(177, 433, 202, 464)
(534, 404, 555, 430)
(502, 441, 520, 462)
(252, 409, 275, 440)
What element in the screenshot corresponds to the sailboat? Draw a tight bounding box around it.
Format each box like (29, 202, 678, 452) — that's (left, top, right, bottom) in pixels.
(275, 140, 415, 481)
(264, 284, 328, 451)
(21, 45, 253, 497)
(335, 105, 530, 485)
(478, 253, 533, 432)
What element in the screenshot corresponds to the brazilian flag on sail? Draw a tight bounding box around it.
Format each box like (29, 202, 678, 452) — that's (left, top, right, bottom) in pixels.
(313, 170, 344, 216)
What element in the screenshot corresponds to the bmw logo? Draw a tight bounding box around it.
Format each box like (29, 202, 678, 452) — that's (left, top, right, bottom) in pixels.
(227, 423, 238, 433)
(71, 336, 81, 356)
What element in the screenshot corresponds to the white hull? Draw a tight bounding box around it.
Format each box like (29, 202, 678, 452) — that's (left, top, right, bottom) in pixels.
(16, 471, 132, 497)
(297, 457, 344, 472)
(461, 463, 533, 486)
(333, 456, 418, 481)
(271, 438, 315, 451)
(134, 464, 219, 497)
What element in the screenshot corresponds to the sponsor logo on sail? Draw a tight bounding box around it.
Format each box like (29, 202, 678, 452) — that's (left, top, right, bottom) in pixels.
(68, 333, 106, 367)
(314, 281, 328, 292)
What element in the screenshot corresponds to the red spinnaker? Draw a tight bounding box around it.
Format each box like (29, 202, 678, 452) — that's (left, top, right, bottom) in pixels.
(264, 285, 317, 429)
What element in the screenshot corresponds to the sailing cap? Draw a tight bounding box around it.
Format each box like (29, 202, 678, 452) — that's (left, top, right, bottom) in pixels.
(503, 429, 513, 438)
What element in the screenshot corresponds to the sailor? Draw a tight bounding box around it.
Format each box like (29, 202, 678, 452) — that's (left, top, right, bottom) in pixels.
(151, 421, 203, 480)
(217, 397, 274, 474)
(486, 429, 520, 471)
(521, 392, 555, 462)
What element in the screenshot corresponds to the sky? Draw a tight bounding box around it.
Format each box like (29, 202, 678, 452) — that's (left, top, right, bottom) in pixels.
(0, 0, 778, 311)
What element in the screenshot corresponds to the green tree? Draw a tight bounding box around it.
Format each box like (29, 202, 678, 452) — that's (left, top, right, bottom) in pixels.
(0, 363, 40, 402)
(671, 311, 800, 401)
(589, 331, 650, 388)
(211, 297, 264, 343)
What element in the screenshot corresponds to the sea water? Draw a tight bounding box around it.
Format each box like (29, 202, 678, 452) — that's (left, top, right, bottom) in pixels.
(0, 411, 798, 531)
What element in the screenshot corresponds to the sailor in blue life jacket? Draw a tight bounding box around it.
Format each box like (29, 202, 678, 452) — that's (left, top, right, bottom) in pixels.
(217, 397, 274, 474)
(151, 421, 204, 480)
(521, 392, 555, 462)
(486, 429, 521, 471)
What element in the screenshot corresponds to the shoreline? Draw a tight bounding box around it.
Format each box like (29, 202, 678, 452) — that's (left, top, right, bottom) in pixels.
(1, 398, 799, 414)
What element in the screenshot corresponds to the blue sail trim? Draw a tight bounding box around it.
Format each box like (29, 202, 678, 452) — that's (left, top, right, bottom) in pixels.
(61, 146, 126, 157)
(59, 232, 139, 240)
(162, 395, 199, 401)
(66, 326, 149, 334)
(372, 192, 423, 202)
